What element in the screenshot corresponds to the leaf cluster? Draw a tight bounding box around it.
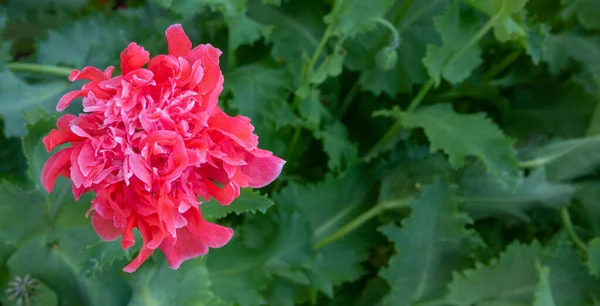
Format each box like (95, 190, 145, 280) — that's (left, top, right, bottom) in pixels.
(1, 0, 600, 305)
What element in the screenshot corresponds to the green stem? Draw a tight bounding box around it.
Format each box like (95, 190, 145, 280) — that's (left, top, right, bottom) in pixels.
(272, 125, 303, 192)
(282, 25, 334, 178)
(444, 10, 501, 70)
(371, 17, 401, 48)
(585, 78, 600, 136)
(406, 78, 435, 112)
(315, 198, 410, 249)
(304, 27, 333, 83)
(7, 62, 72, 77)
(363, 77, 434, 159)
(337, 80, 360, 117)
(561, 207, 588, 257)
(483, 50, 521, 81)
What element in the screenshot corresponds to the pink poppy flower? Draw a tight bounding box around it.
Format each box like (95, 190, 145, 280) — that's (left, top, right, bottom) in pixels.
(40, 24, 285, 272)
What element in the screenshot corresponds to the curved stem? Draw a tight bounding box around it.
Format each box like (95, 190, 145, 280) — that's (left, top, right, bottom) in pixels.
(444, 10, 501, 71)
(406, 78, 435, 112)
(363, 77, 434, 159)
(7, 62, 72, 77)
(337, 80, 360, 118)
(370, 17, 401, 48)
(304, 27, 332, 83)
(483, 50, 521, 81)
(561, 207, 588, 258)
(315, 198, 410, 249)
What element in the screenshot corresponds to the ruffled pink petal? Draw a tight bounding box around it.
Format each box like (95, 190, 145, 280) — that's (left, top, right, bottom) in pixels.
(208, 111, 258, 150)
(165, 24, 192, 57)
(40, 147, 73, 192)
(241, 153, 286, 188)
(120, 42, 150, 75)
(160, 211, 233, 270)
(69, 66, 110, 82)
(57, 89, 86, 112)
(205, 180, 240, 205)
(123, 245, 155, 273)
(91, 211, 121, 241)
(43, 130, 83, 152)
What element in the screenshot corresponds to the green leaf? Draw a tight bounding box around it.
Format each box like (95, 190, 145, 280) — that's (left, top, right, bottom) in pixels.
(533, 264, 556, 306)
(458, 164, 575, 220)
(542, 234, 600, 304)
(314, 120, 358, 172)
(561, 0, 600, 30)
(36, 15, 130, 69)
(379, 179, 474, 306)
(298, 89, 330, 131)
(423, 2, 483, 85)
(273, 166, 376, 295)
(445, 242, 542, 305)
(324, 0, 393, 37)
(587, 237, 600, 277)
(208, 206, 315, 304)
(248, 0, 326, 80)
(574, 182, 600, 236)
(401, 104, 520, 187)
(542, 33, 600, 78)
(226, 63, 287, 122)
(310, 46, 345, 85)
(0, 71, 68, 137)
(202, 189, 274, 220)
(129, 257, 226, 306)
(155, 0, 268, 49)
(446, 236, 600, 305)
(207, 239, 271, 306)
(465, 0, 529, 43)
(520, 134, 600, 181)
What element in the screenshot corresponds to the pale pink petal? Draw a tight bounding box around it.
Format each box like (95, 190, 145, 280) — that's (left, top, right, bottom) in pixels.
(242, 153, 286, 188)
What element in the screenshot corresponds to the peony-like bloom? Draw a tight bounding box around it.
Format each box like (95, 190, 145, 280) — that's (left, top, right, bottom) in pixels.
(40, 24, 285, 272)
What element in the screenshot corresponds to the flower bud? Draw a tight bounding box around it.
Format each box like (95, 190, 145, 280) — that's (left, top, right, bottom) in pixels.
(375, 46, 398, 71)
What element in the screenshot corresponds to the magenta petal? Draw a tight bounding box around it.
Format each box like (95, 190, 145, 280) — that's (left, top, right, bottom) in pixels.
(91, 212, 121, 241)
(57, 90, 84, 112)
(69, 66, 109, 82)
(242, 154, 286, 188)
(40, 147, 73, 192)
(165, 24, 192, 57)
(160, 213, 233, 270)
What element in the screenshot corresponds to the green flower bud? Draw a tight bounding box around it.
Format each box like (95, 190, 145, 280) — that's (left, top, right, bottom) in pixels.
(375, 46, 398, 71)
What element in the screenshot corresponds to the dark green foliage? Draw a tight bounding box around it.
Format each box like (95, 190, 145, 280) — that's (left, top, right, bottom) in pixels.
(1, 0, 600, 305)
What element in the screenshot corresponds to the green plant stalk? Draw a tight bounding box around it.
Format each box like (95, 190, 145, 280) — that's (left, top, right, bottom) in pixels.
(483, 50, 521, 81)
(7, 62, 73, 77)
(315, 198, 410, 249)
(362, 77, 434, 159)
(406, 77, 435, 112)
(371, 17, 401, 48)
(561, 207, 589, 258)
(585, 78, 600, 136)
(278, 26, 335, 192)
(337, 81, 360, 118)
